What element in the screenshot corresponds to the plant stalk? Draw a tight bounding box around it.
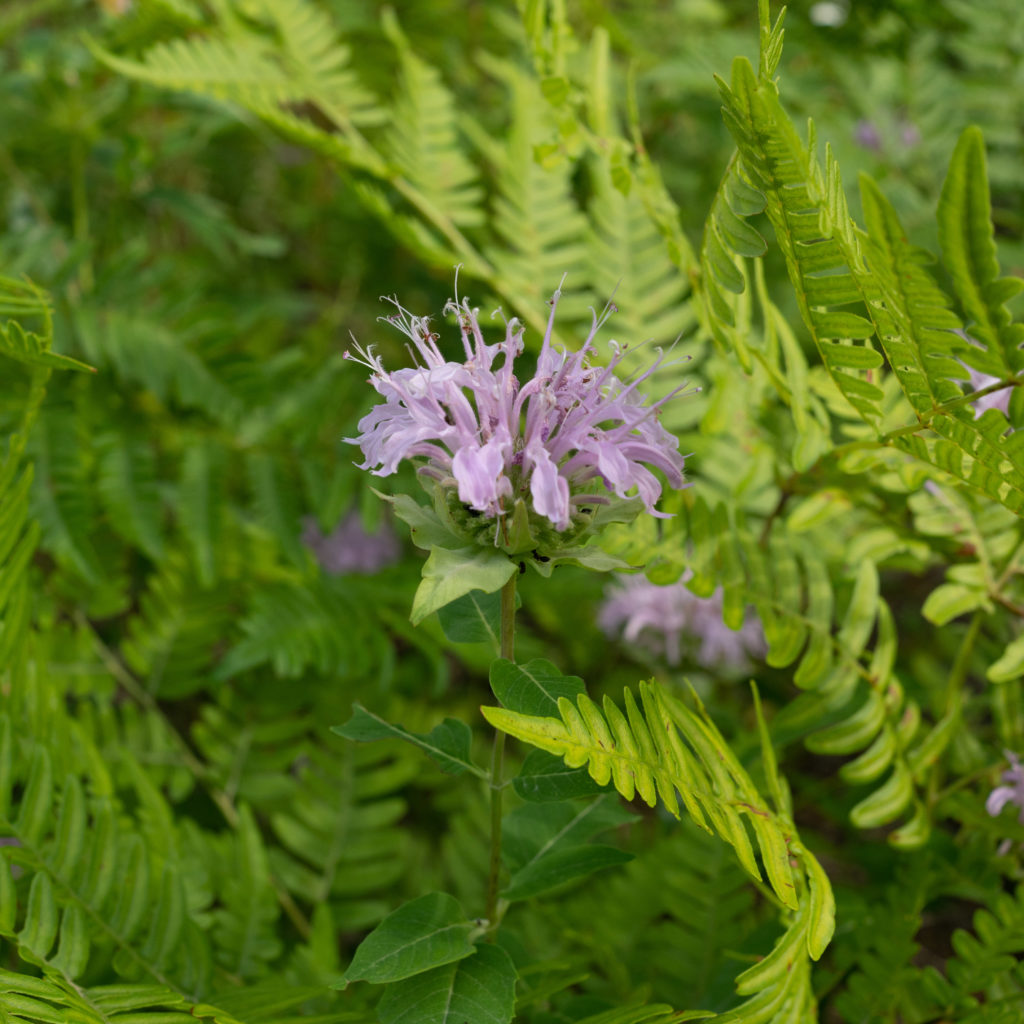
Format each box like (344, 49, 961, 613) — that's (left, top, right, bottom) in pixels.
(485, 573, 517, 933)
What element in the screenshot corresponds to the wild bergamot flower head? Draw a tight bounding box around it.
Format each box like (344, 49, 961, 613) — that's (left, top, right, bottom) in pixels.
(345, 281, 690, 555)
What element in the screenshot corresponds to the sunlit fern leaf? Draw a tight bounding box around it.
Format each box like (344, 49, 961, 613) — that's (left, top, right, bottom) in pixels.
(28, 408, 103, 584)
(567, 1005, 696, 1024)
(938, 126, 1024, 381)
(484, 682, 834, 1023)
(267, 741, 417, 931)
(120, 552, 234, 700)
(0, 728, 214, 996)
(859, 173, 965, 416)
(486, 682, 804, 911)
(477, 59, 590, 320)
(717, 59, 885, 425)
(380, 10, 484, 230)
(608, 493, 927, 842)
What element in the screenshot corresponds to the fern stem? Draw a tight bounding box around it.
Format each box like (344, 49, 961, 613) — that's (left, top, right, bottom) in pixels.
(928, 609, 983, 804)
(485, 573, 517, 933)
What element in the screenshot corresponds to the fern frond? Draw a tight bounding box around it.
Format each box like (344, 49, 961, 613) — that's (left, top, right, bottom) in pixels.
(0, 968, 246, 1024)
(938, 126, 1024, 381)
(718, 58, 884, 424)
(216, 576, 388, 681)
(96, 431, 166, 560)
(246, 451, 305, 567)
(267, 741, 418, 931)
(382, 10, 483, 231)
(210, 806, 282, 980)
(698, 155, 767, 367)
(484, 681, 833, 1021)
(28, 408, 103, 584)
(478, 60, 590, 316)
(0, 725, 213, 996)
(74, 309, 240, 420)
(178, 437, 226, 588)
(90, 0, 384, 171)
(120, 552, 234, 699)
(587, 163, 692, 353)
(859, 173, 1024, 514)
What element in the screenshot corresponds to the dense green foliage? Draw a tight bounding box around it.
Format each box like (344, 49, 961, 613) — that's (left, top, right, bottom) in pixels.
(2, 1, 1024, 1022)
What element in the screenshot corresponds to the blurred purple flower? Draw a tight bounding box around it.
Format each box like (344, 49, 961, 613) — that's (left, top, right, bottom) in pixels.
(987, 750, 1024, 825)
(898, 121, 921, 148)
(345, 282, 689, 534)
(854, 120, 882, 152)
(301, 511, 401, 575)
(599, 573, 765, 670)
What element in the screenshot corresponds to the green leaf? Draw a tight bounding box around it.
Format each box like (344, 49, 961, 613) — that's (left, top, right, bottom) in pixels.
(437, 589, 505, 646)
(988, 633, 1024, 683)
(922, 582, 987, 626)
(0, 320, 93, 373)
(335, 892, 477, 989)
(380, 491, 464, 552)
(512, 750, 607, 803)
(377, 942, 516, 1024)
(489, 658, 585, 717)
(503, 844, 633, 902)
(18, 874, 57, 959)
(410, 547, 516, 626)
(332, 706, 485, 779)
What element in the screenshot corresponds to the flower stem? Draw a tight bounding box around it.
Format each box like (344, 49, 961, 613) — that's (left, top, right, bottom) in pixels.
(485, 573, 517, 933)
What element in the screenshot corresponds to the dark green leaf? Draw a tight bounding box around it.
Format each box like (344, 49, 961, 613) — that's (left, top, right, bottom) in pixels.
(336, 892, 476, 989)
(377, 942, 516, 1024)
(513, 750, 607, 803)
(503, 844, 633, 902)
(333, 706, 484, 778)
(489, 658, 585, 717)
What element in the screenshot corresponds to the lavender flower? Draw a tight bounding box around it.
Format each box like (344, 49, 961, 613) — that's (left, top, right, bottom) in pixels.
(986, 751, 1024, 825)
(599, 573, 765, 671)
(301, 511, 401, 575)
(964, 365, 1012, 418)
(345, 283, 689, 546)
